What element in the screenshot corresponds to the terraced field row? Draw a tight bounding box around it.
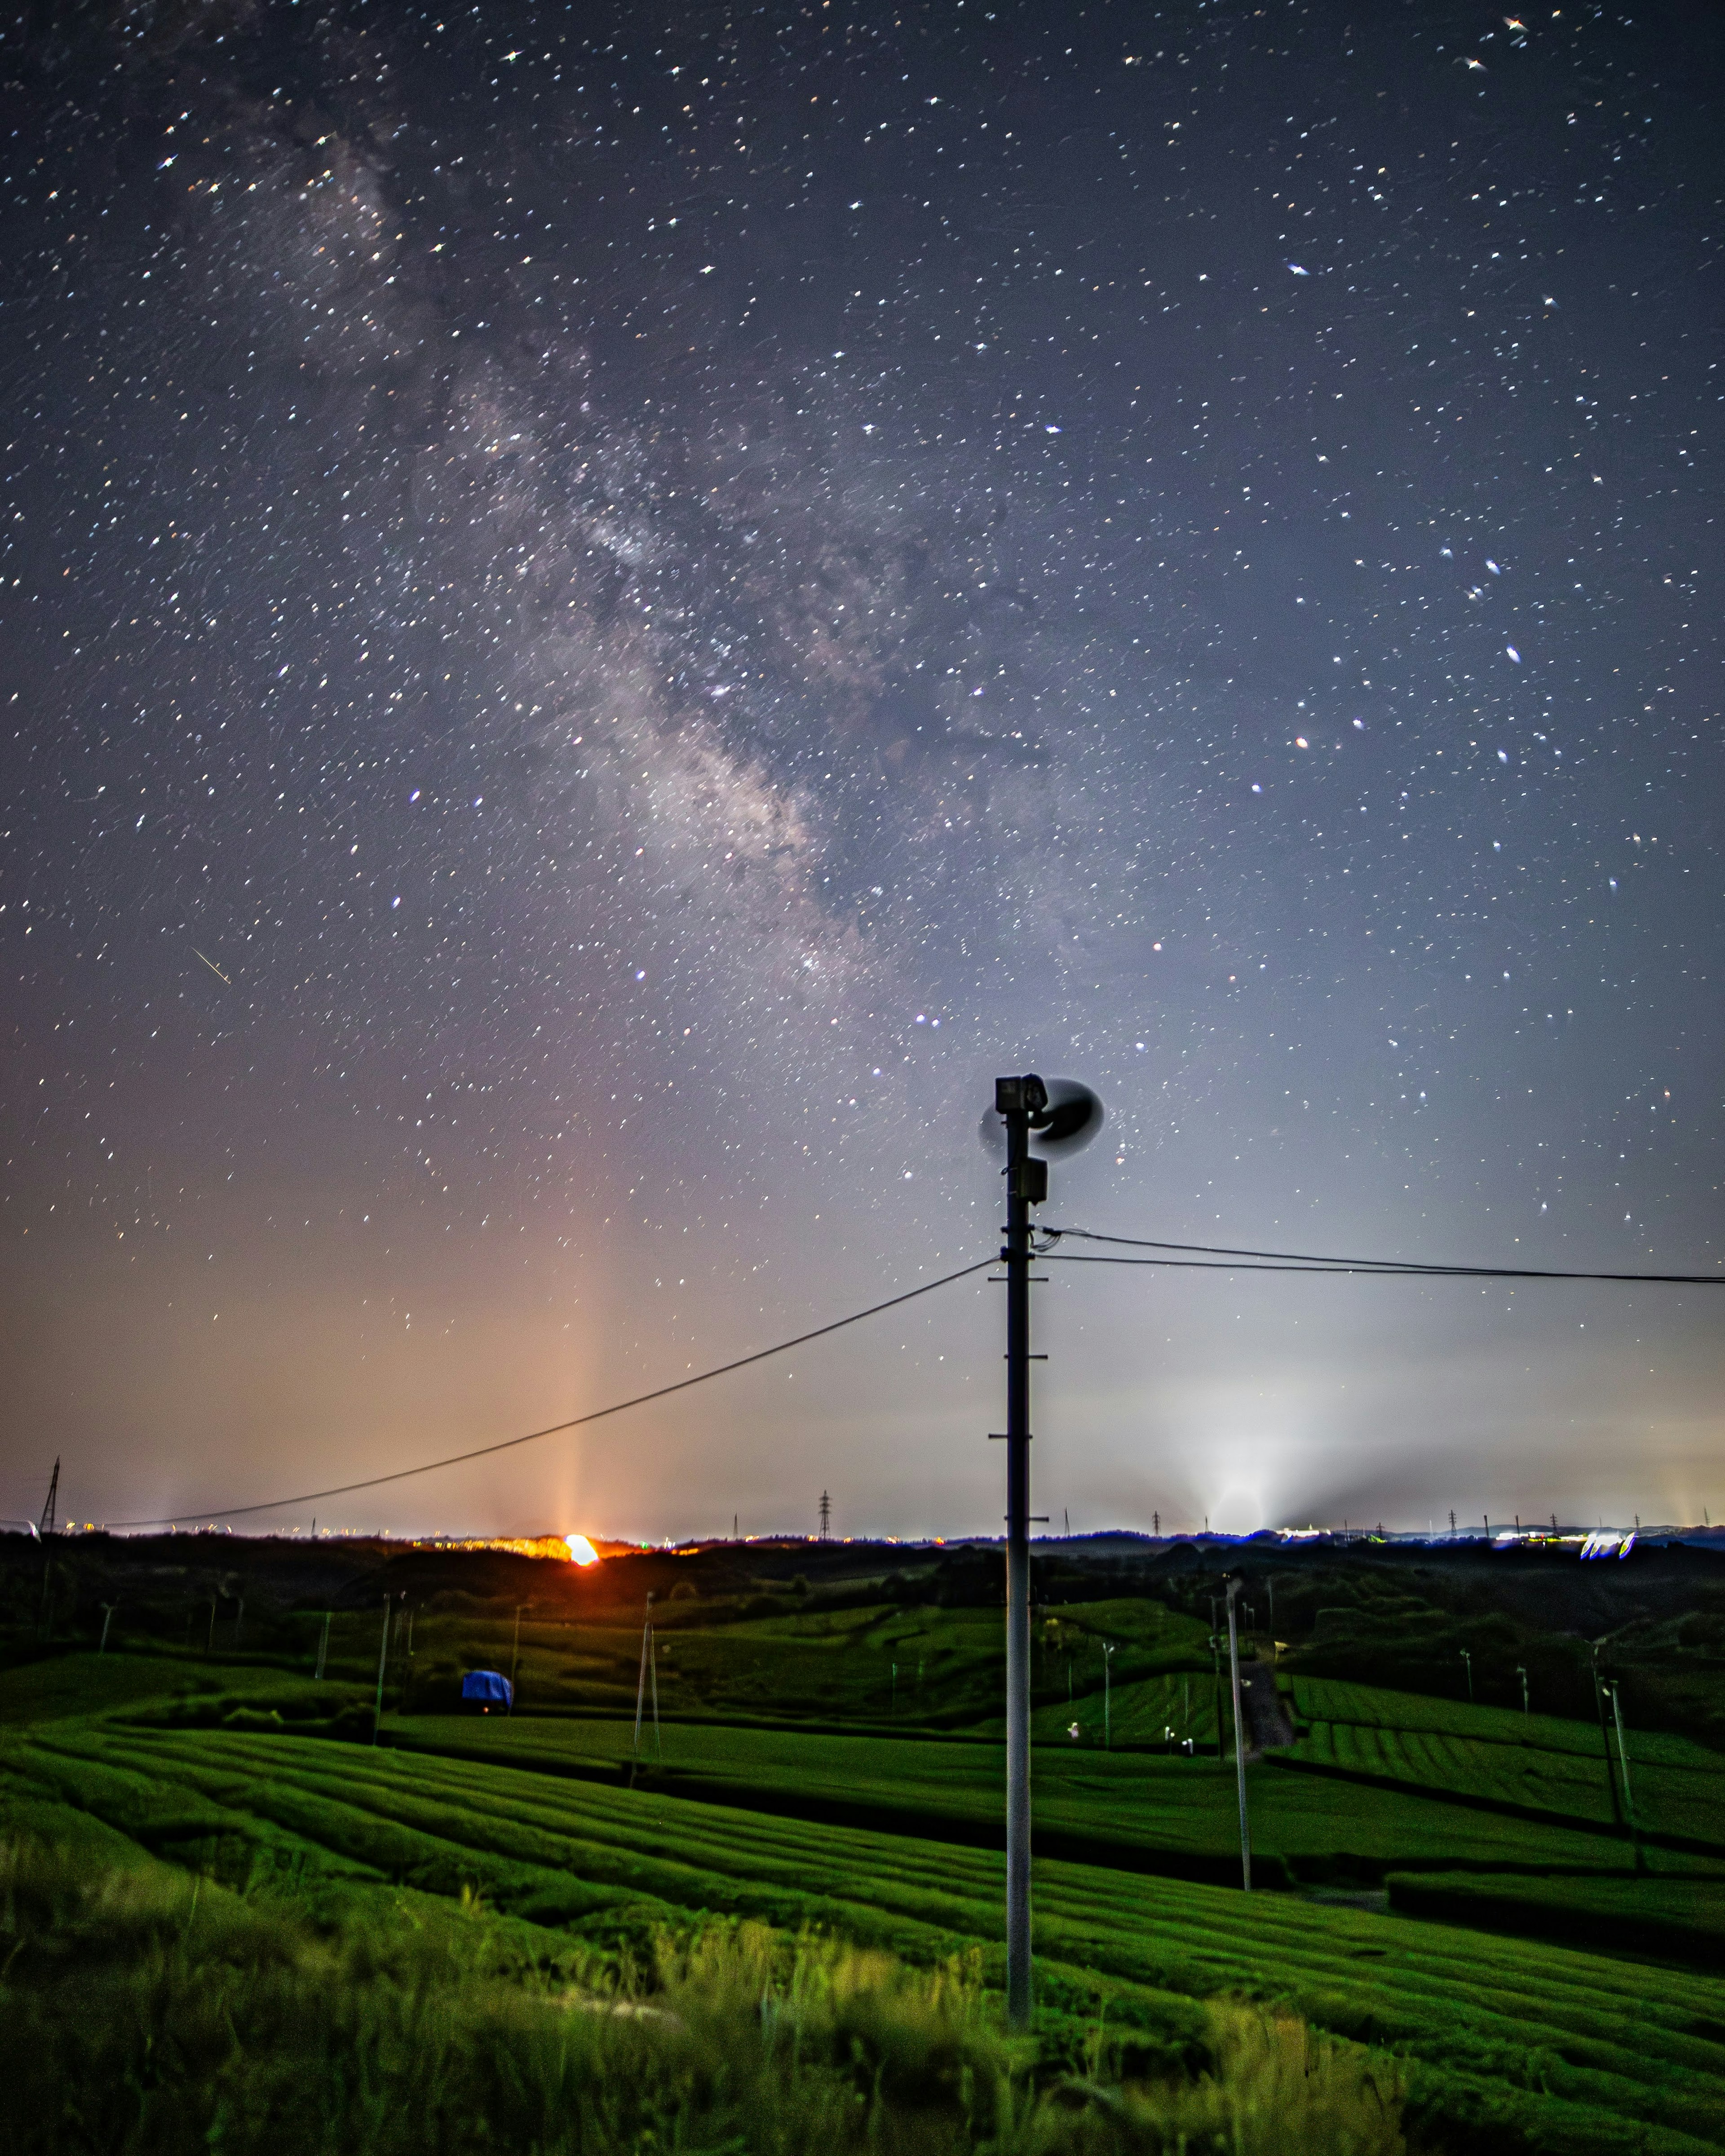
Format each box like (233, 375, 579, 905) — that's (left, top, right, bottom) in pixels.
(6, 1720, 1725, 2154)
(385, 1710, 1645, 1878)
(1288, 1679, 1725, 1845)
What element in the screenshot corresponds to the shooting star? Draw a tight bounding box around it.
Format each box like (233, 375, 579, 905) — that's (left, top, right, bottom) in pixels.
(192, 947, 231, 985)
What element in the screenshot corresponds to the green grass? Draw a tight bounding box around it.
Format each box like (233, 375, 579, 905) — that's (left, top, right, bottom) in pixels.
(5, 1717, 1725, 2153)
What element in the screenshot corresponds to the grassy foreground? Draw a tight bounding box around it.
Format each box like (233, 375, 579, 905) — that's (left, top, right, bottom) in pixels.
(5, 1713, 1725, 2153)
(0, 1829, 1411, 2156)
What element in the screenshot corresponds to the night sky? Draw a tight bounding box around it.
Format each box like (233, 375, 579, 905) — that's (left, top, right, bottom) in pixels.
(3, 0, 1721, 1543)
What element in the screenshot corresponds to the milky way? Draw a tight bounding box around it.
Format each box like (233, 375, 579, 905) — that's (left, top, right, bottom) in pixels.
(3, 2, 1721, 1540)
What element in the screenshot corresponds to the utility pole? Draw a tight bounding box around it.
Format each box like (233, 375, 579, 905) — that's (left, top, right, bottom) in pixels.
(1226, 1578, 1251, 1890)
(995, 1072, 1044, 2031)
(1153, 1509, 1160, 1537)
(988, 1069, 1100, 2032)
(372, 1593, 391, 1745)
(819, 1489, 831, 1541)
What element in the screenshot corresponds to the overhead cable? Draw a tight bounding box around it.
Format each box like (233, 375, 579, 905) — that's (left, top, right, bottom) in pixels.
(109, 1257, 994, 1529)
(1038, 1226, 1725, 1286)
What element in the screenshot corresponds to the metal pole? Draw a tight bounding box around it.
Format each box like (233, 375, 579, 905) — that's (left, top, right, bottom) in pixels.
(999, 1074, 1038, 2030)
(1103, 1641, 1114, 1749)
(1608, 1683, 1644, 1873)
(1591, 1644, 1624, 1829)
(1226, 1578, 1252, 1891)
(509, 1604, 524, 1715)
(99, 1602, 116, 1654)
(633, 1594, 654, 1758)
(315, 1611, 330, 1681)
(372, 1593, 390, 1745)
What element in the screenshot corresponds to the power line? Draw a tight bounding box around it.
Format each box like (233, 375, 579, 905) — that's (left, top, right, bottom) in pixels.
(109, 1258, 994, 1529)
(1039, 1226, 1725, 1286)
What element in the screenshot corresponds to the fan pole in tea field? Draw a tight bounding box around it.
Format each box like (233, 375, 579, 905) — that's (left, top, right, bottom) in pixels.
(372, 1593, 391, 1745)
(509, 1605, 525, 1715)
(633, 1594, 660, 1765)
(1226, 1577, 1251, 1891)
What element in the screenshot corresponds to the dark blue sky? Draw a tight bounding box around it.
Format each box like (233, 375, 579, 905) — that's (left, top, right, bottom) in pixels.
(2, 0, 1721, 1541)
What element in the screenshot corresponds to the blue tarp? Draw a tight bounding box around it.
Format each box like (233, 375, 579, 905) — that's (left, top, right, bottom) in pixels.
(461, 1669, 513, 1706)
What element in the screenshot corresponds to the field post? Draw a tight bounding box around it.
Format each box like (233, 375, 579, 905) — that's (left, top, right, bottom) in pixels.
(1608, 1684, 1645, 1874)
(1226, 1578, 1252, 1891)
(372, 1593, 390, 1745)
(98, 1601, 117, 1654)
(1591, 1644, 1624, 1829)
(634, 1593, 655, 1761)
(995, 1073, 1043, 2031)
(509, 1604, 526, 1715)
(315, 1611, 330, 1680)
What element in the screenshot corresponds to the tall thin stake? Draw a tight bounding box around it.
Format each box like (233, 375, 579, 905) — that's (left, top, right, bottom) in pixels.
(315, 1611, 330, 1681)
(372, 1593, 390, 1745)
(633, 1594, 658, 1762)
(1226, 1578, 1252, 1890)
(508, 1604, 526, 1715)
(1608, 1683, 1644, 1874)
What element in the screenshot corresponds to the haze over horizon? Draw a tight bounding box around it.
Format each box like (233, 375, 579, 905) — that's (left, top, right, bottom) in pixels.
(3, 0, 1722, 1546)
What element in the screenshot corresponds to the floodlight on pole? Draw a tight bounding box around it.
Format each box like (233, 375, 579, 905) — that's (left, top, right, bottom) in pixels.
(985, 1070, 1103, 2032)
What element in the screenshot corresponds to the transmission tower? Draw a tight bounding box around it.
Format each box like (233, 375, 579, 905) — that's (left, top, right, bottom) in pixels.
(38, 1458, 59, 1537)
(818, 1489, 831, 1541)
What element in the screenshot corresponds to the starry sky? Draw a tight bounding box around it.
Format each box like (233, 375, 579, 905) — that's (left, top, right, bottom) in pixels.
(2, 0, 1721, 1543)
